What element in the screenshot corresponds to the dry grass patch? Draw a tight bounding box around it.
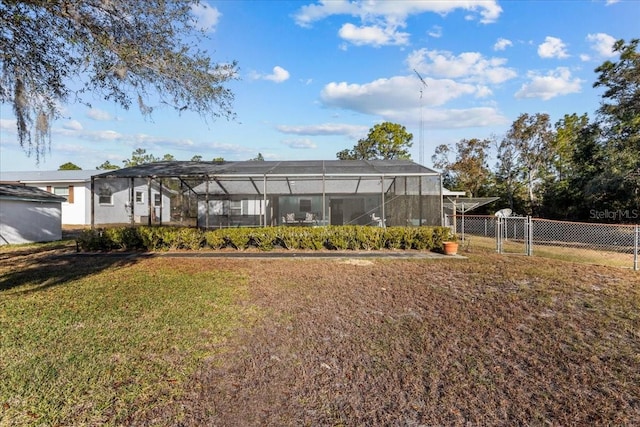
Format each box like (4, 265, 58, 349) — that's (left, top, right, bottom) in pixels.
(1, 244, 639, 426)
(139, 253, 640, 426)
(462, 235, 636, 269)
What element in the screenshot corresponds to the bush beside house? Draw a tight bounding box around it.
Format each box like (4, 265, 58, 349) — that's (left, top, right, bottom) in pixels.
(77, 225, 453, 252)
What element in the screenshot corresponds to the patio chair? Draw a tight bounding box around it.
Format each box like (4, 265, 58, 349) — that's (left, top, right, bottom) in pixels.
(370, 213, 385, 227)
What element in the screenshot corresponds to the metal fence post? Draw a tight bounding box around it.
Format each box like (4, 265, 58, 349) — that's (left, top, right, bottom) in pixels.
(496, 217, 503, 254)
(634, 225, 639, 271)
(523, 216, 528, 255)
(461, 214, 466, 243)
(527, 216, 533, 256)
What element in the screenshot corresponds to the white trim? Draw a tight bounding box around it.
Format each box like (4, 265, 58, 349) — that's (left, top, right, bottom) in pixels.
(98, 194, 114, 206)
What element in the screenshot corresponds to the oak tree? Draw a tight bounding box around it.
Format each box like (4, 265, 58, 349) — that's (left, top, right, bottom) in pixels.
(96, 160, 120, 170)
(58, 162, 82, 170)
(1, 0, 237, 162)
(337, 122, 413, 160)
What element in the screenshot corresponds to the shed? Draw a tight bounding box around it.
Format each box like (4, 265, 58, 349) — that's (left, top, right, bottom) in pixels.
(0, 183, 66, 245)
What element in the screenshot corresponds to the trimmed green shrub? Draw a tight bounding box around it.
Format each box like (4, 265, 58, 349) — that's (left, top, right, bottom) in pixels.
(325, 226, 351, 250)
(175, 227, 205, 250)
(276, 226, 301, 250)
(410, 227, 434, 250)
(305, 227, 328, 250)
(76, 225, 450, 253)
(77, 229, 110, 251)
(383, 227, 412, 250)
(204, 230, 225, 249)
(222, 228, 251, 250)
(248, 228, 277, 251)
(137, 226, 165, 250)
(104, 227, 144, 250)
(354, 226, 385, 250)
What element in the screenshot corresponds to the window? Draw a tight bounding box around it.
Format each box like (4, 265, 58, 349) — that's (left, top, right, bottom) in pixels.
(300, 199, 311, 212)
(154, 193, 162, 207)
(53, 186, 69, 202)
(98, 193, 113, 205)
(135, 191, 144, 203)
(98, 187, 113, 205)
(230, 200, 242, 215)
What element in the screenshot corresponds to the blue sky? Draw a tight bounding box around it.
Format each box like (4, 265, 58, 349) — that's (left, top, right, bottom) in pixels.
(0, 0, 638, 171)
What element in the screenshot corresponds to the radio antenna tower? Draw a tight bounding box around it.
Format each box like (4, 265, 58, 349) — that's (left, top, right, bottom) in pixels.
(414, 69, 428, 165)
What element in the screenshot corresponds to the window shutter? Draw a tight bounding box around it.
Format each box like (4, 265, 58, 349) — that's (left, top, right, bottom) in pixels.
(68, 185, 74, 204)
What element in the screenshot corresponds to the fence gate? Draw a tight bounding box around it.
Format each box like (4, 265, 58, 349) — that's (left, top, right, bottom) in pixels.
(496, 216, 532, 255)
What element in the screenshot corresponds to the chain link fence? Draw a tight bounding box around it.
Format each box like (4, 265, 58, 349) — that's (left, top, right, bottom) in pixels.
(447, 214, 639, 270)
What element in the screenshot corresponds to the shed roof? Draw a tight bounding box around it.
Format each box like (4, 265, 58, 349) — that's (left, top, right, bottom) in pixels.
(0, 183, 67, 203)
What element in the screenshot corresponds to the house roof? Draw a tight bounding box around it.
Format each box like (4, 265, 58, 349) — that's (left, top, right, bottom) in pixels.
(0, 183, 67, 203)
(94, 160, 440, 179)
(0, 170, 97, 183)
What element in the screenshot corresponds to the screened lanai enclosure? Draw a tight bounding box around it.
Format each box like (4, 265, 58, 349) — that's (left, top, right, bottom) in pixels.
(91, 160, 443, 228)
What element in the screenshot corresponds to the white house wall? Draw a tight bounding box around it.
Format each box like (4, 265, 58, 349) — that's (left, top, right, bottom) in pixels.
(29, 182, 91, 225)
(93, 179, 171, 225)
(0, 199, 62, 245)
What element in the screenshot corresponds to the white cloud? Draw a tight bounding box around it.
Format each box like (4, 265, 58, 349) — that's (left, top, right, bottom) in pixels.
(586, 33, 617, 58)
(515, 67, 583, 100)
(605, 0, 620, 4)
(85, 130, 123, 141)
(474, 85, 493, 98)
(320, 74, 498, 125)
(538, 36, 569, 59)
(62, 120, 83, 131)
(52, 124, 199, 152)
(293, 0, 357, 28)
(251, 66, 290, 83)
(132, 134, 195, 148)
(86, 108, 113, 121)
(281, 138, 317, 149)
(408, 49, 517, 84)
(428, 25, 442, 38)
(294, 1, 502, 26)
(200, 142, 256, 157)
(426, 107, 508, 128)
(338, 23, 409, 47)
(0, 118, 16, 131)
(493, 38, 513, 51)
(191, 2, 221, 32)
(277, 123, 368, 137)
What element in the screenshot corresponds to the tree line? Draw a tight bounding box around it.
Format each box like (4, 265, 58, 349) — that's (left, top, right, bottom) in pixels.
(432, 39, 639, 222)
(58, 150, 264, 171)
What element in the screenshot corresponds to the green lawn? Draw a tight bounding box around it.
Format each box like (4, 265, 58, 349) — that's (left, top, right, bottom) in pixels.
(0, 250, 252, 426)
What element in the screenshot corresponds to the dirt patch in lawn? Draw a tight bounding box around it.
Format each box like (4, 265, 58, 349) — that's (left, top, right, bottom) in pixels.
(133, 253, 640, 426)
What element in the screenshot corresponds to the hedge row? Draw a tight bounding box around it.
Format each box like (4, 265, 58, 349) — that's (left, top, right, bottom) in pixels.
(76, 226, 453, 252)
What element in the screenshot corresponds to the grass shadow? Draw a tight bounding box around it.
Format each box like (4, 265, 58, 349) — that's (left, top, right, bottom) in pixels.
(0, 249, 153, 294)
